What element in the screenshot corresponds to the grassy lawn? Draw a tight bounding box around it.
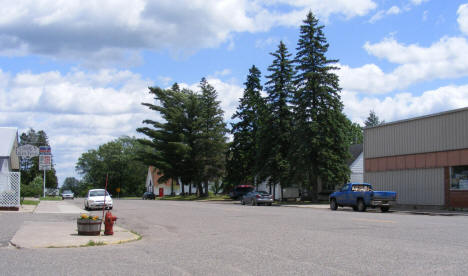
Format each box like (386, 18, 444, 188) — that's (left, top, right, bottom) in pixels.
(275, 200, 329, 205)
(21, 199, 40, 205)
(40, 196, 62, 201)
(156, 194, 231, 201)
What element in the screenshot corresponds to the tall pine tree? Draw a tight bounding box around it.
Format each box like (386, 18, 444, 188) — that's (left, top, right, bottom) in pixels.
(263, 41, 295, 197)
(292, 12, 350, 198)
(365, 110, 384, 127)
(227, 65, 265, 187)
(197, 78, 227, 196)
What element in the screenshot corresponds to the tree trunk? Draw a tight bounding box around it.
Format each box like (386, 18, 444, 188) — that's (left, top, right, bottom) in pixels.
(171, 179, 174, 195)
(181, 178, 185, 195)
(189, 182, 192, 195)
(204, 181, 208, 197)
(280, 182, 283, 201)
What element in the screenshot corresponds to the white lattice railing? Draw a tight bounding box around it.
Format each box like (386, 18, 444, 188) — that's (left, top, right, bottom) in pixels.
(0, 172, 20, 207)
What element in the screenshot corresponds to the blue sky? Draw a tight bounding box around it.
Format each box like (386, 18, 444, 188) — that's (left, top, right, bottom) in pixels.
(2, 0, 468, 185)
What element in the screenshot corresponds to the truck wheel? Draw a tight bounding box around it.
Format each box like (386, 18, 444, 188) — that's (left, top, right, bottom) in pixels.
(381, 206, 390, 212)
(330, 198, 338, 210)
(357, 199, 366, 212)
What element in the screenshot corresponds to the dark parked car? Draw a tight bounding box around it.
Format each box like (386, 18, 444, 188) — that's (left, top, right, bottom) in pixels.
(142, 192, 156, 200)
(241, 191, 273, 206)
(229, 185, 254, 199)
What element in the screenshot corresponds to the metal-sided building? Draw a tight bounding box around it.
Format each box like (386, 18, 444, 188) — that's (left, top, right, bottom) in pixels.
(364, 107, 468, 208)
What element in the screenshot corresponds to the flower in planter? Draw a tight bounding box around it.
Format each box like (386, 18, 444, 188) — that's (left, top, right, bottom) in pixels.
(79, 214, 99, 220)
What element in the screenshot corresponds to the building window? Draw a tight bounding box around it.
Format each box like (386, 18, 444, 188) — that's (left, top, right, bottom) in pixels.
(450, 166, 468, 190)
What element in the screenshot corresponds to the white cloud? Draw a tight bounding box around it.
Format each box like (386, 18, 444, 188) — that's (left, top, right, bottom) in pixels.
(338, 36, 468, 94)
(0, 68, 245, 184)
(342, 85, 468, 125)
(0, 0, 376, 66)
(423, 10, 429, 21)
(157, 76, 173, 86)
(213, 69, 232, 77)
(369, 5, 401, 23)
(410, 0, 429, 6)
(458, 3, 468, 35)
(0, 68, 155, 184)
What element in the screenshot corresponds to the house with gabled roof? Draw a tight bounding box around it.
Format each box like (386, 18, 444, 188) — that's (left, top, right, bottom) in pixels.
(0, 127, 20, 210)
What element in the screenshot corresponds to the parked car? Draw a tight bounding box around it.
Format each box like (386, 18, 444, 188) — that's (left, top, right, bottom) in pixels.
(229, 185, 254, 199)
(241, 191, 273, 206)
(61, 190, 74, 200)
(329, 183, 397, 212)
(84, 189, 113, 210)
(142, 191, 156, 200)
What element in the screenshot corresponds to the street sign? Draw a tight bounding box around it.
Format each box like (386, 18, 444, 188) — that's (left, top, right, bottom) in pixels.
(16, 144, 39, 158)
(39, 155, 52, 171)
(39, 146, 51, 155)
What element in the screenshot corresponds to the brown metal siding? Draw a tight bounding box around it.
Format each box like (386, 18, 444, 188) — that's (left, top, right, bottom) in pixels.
(365, 168, 445, 205)
(364, 109, 468, 158)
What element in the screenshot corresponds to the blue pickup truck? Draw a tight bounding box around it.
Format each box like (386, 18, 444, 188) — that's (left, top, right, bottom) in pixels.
(329, 183, 397, 212)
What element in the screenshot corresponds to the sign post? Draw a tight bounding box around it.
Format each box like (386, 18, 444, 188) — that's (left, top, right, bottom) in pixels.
(39, 146, 52, 198)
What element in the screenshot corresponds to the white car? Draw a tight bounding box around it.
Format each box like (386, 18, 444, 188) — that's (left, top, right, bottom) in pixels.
(84, 189, 113, 210)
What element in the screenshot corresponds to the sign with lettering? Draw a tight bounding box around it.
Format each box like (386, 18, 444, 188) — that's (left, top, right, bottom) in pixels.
(39, 146, 51, 155)
(39, 155, 52, 171)
(16, 145, 39, 158)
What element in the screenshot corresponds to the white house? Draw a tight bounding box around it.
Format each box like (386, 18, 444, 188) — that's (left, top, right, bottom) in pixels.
(257, 143, 364, 200)
(0, 127, 20, 210)
(145, 166, 197, 196)
(348, 143, 364, 183)
(0, 127, 19, 173)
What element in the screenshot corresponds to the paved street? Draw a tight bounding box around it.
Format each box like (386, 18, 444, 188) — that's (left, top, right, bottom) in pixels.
(1, 199, 468, 275)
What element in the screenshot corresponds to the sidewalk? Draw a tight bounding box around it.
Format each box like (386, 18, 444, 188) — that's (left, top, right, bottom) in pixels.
(34, 200, 86, 214)
(10, 221, 140, 248)
(280, 203, 468, 216)
(8, 200, 141, 248)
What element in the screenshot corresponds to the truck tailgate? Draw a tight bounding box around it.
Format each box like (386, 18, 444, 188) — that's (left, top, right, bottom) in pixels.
(373, 191, 397, 201)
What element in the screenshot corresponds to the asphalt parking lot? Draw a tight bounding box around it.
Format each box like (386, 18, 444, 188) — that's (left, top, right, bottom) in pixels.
(1, 199, 468, 275)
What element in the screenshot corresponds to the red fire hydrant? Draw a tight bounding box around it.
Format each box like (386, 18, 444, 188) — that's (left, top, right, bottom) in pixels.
(104, 211, 117, 235)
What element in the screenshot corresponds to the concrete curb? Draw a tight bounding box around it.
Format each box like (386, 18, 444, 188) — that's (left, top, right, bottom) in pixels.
(278, 204, 468, 216)
(10, 221, 141, 249)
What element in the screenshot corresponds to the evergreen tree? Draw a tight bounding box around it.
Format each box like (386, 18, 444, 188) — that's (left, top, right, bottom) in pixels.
(346, 121, 363, 145)
(138, 80, 227, 197)
(263, 41, 295, 197)
(227, 65, 265, 187)
(197, 78, 227, 196)
(137, 84, 192, 193)
(19, 129, 58, 188)
(365, 110, 384, 127)
(292, 12, 350, 199)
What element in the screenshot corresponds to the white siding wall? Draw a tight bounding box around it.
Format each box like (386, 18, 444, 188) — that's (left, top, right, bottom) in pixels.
(365, 168, 444, 205)
(350, 153, 364, 183)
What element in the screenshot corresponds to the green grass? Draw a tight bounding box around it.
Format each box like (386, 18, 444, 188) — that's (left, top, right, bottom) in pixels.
(40, 196, 62, 201)
(130, 230, 143, 241)
(21, 200, 40, 205)
(81, 240, 106, 247)
(155, 194, 231, 201)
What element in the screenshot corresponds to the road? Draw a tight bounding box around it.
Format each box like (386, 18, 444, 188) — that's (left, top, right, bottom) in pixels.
(1, 199, 468, 275)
